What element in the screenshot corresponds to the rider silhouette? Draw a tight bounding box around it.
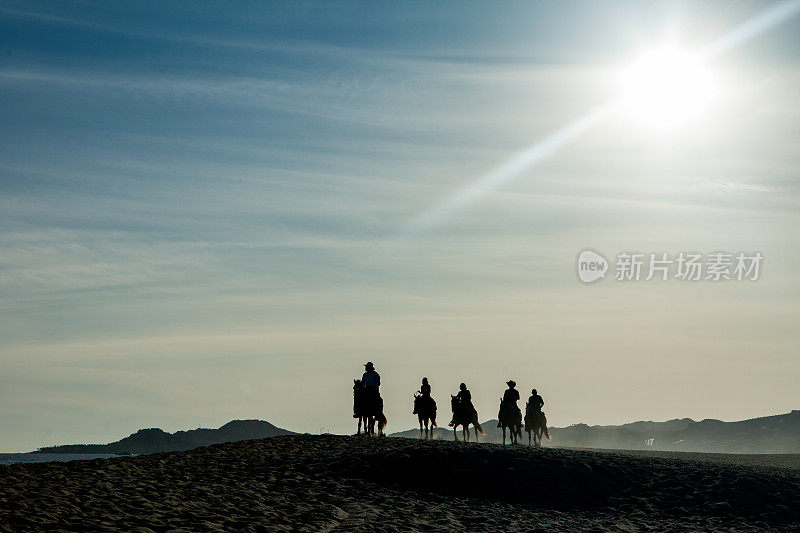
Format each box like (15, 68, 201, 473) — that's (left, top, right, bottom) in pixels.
(361, 362, 381, 415)
(527, 388, 544, 413)
(420, 377, 431, 396)
(449, 382, 475, 426)
(524, 387, 550, 441)
(457, 382, 471, 404)
(414, 377, 434, 414)
(362, 362, 380, 391)
(498, 380, 520, 427)
(503, 380, 519, 403)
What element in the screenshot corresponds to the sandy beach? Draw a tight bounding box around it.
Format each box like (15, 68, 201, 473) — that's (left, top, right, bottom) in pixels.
(1, 435, 798, 531)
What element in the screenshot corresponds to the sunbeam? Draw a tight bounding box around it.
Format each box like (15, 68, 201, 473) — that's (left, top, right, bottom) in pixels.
(402, 0, 800, 235)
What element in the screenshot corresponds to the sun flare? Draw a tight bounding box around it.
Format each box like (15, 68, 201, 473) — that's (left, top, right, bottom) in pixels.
(619, 47, 717, 129)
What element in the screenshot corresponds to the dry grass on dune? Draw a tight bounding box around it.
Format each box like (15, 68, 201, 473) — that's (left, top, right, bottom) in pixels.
(1, 435, 799, 532)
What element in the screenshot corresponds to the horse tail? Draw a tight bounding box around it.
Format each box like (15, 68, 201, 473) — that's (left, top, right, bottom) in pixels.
(379, 413, 388, 430)
(474, 419, 485, 435)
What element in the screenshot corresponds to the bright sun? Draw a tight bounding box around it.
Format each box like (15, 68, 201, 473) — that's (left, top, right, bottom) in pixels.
(619, 47, 717, 129)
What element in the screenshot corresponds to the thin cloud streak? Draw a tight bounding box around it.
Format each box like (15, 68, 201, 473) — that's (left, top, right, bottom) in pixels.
(402, 100, 620, 236)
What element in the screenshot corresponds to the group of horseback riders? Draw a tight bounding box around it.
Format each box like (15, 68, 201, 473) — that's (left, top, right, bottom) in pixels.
(353, 362, 551, 446)
(496, 379, 551, 445)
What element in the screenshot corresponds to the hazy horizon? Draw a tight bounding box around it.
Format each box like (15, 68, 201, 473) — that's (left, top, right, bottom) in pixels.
(1, 1, 799, 452)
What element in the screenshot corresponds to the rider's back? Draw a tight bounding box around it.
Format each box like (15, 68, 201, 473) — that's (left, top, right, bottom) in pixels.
(362, 370, 380, 391)
(527, 394, 543, 412)
(503, 388, 519, 404)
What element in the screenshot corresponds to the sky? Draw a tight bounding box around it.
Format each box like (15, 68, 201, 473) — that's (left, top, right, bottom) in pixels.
(1, 1, 799, 451)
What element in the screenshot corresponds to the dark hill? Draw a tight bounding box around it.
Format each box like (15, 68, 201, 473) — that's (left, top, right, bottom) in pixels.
(34, 419, 294, 455)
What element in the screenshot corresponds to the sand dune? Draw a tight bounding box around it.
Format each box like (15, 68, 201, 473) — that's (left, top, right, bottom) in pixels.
(1, 435, 798, 531)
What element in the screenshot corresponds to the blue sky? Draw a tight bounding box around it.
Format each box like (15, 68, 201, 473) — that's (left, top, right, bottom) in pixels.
(1, 1, 799, 450)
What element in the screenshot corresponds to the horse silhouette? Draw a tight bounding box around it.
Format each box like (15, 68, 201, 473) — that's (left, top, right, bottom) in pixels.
(353, 379, 387, 436)
(524, 408, 550, 447)
(413, 393, 437, 439)
(498, 397, 523, 445)
(450, 395, 484, 442)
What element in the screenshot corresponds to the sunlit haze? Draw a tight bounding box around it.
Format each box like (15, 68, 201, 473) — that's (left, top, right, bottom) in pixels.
(1, 1, 799, 452)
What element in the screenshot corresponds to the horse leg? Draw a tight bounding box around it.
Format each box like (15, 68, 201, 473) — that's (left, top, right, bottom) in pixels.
(502, 425, 506, 445)
(463, 426, 468, 442)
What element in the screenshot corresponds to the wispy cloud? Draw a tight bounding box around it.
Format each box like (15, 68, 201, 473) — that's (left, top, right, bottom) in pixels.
(0, 1, 799, 451)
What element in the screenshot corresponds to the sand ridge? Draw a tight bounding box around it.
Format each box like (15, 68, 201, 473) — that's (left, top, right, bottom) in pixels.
(1, 435, 798, 531)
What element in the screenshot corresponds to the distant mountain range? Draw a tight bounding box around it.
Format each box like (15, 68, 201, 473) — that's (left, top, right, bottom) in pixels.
(32, 410, 800, 456)
(391, 410, 800, 453)
(34, 420, 295, 455)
